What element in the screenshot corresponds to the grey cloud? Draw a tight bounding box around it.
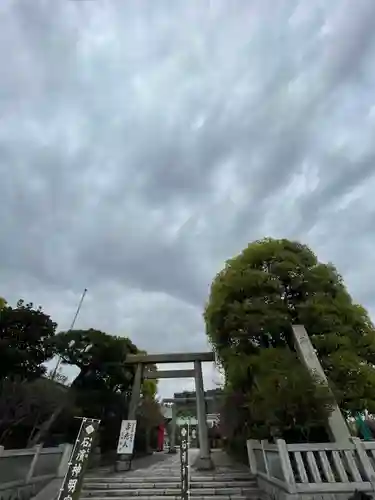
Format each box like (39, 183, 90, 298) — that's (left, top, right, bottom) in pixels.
(296, 153, 375, 233)
(321, 0, 375, 88)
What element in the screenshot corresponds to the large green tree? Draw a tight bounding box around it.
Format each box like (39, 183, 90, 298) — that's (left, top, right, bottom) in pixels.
(53, 329, 139, 394)
(0, 300, 57, 380)
(30, 329, 140, 446)
(53, 331, 159, 414)
(205, 238, 375, 443)
(32, 329, 162, 452)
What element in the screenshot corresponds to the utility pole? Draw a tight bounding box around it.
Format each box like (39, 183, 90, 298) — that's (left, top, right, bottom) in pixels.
(29, 288, 88, 447)
(51, 288, 88, 381)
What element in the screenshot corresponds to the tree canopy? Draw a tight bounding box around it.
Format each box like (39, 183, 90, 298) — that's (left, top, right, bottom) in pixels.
(205, 238, 375, 444)
(52, 328, 139, 393)
(47, 329, 162, 451)
(0, 298, 163, 453)
(0, 300, 57, 381)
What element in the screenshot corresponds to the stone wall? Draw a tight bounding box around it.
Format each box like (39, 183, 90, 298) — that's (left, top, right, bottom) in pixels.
(0, 477, 52, 500)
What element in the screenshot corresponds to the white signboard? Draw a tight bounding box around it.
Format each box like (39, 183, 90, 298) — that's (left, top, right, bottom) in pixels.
(117, 420, 137, 454)
(162, 406, 172, 419)
(207, 413, 220, 424)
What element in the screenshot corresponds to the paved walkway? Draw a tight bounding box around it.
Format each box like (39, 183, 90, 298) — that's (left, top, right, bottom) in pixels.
(208, 449, 250, 474)
(104, 449, 246, 475)
(86, 448, 248, 477)
(86, 451, 176, 477)
(111, 449, 200, 476)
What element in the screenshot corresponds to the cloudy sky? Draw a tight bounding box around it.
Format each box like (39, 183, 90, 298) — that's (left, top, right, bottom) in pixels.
(1, 0, 375, 398)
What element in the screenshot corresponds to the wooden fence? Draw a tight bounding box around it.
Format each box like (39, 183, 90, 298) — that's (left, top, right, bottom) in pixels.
(247, 438, 375, 499)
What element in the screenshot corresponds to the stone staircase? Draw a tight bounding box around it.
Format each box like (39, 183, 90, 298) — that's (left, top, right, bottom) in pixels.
(81, 450, 262, 500)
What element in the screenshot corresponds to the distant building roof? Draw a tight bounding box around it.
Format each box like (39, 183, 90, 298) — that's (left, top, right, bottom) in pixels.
(173, 388, 223, 399)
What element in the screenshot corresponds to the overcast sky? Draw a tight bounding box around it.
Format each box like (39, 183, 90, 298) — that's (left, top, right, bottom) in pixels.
(1, 0, 375, 398)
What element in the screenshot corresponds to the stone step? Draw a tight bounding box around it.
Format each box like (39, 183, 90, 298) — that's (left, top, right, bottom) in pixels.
(84, 481, 256, 489)
(81, 487, 260, 497)
(119, 471, 250, 475)
(80, 496, 259, 500)
(85, 475, 254, 483)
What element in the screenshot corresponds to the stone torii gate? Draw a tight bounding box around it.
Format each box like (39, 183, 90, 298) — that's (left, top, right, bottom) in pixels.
(116, 351, 215, 471)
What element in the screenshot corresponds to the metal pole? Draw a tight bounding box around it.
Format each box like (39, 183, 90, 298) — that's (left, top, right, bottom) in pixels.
(51, 288, 88, 380)
(187, 420, 191, 500)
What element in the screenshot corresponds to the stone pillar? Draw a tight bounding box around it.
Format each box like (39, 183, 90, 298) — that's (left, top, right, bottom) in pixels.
(115, 362, 143, 471)
(194, 360, 214, 470)
(292, 325, 351, 444)
(128, 362, 144, 419)
(168, 403, 177, 453)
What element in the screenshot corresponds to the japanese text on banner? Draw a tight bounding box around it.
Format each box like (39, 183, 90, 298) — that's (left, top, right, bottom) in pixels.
(57, 418, 100, 500)
(117, 419, 137, 454)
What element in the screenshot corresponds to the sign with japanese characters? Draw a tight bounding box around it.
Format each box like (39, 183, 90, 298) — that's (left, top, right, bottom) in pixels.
(57, 417, 100, 500)
(179, 424, 189, 500)
(116, 419, 137, 454)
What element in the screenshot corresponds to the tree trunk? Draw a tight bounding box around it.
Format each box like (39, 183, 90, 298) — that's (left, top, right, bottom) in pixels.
(28, 405, 64, 446)
(26, 408, 42, 447)
(29, 371, 83, 446)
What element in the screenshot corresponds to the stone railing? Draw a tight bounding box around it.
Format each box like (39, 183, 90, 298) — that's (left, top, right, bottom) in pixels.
(0, 443, 72, 500)
(247, 438, 375, 500)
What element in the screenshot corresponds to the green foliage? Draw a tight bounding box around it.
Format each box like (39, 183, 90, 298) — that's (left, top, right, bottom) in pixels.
(205, 237, 375, 443)
(176, 406, 195, 418)
(138, 363, 162, 436)
(0, 298, 161, 452)
(52, 329, 138, 393)
(51, 329, 139, 418)
(141, 355, 159, 399)
(50, 329, 162, 452)
(142, 379, 158, 399)
(138, 397, 163, 428)
(245, 348, 334, 441)
(0, 300, 57, 380)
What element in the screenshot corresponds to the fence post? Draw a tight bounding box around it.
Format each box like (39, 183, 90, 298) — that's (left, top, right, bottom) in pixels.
(261, 440, 271, 477)
(247, 440, 258, 475)
(276, 439, 296, 493)
(352, 437, 375, 490)
(26, 444, 42, 483)
(58, 444, 73, 478)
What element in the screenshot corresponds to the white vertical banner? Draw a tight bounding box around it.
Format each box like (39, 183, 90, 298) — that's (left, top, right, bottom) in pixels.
(117, 420, 137, 454)
(179, 424, 189, 500)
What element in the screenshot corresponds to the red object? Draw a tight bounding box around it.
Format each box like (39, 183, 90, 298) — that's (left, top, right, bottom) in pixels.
(157, 424, 165, 451)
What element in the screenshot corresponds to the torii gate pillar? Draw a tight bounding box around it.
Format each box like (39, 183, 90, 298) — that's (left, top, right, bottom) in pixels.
(121, 351, 215, 470)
